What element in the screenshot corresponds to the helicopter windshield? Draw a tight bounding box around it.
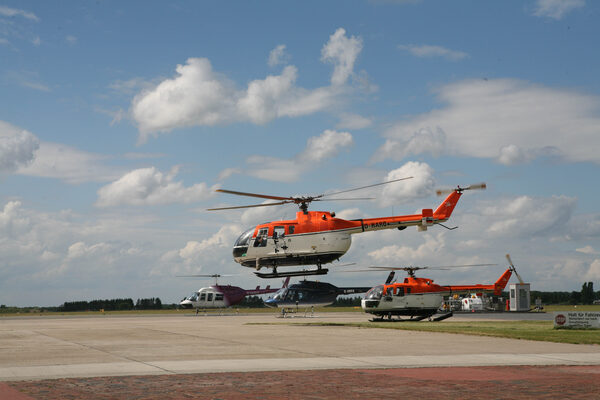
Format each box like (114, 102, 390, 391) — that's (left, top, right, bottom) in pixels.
(234, 228, 253, 247)
(187, 292, 199, 301)
(365, 286, 383, 300)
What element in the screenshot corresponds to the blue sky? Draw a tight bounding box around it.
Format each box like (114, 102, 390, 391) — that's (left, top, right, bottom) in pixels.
(1, 0, 599, 306)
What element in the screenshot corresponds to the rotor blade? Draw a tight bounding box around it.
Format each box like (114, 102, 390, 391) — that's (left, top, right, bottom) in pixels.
(215, 189, 292, 201)
(322, 176, 414, 198)
(176, 274, 234, 278)
(467, 183, 487, 191)
(207, 201, 290, 211)
(436, 182, 487, 196)
(369, 263, 496, 271)
(314, 197, 376, 202)
(506, 254, 515, 267)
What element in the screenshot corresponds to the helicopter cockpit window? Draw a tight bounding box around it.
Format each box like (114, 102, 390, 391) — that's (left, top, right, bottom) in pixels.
(365, 285, 383, 300)
(254, 228, 268, 247)
(199, 293, 206, 301)
(396, 287, 404, 296)
(234, 228, 253, 247)
(273, 226, 285, 239)
(188, 292, 199, 301)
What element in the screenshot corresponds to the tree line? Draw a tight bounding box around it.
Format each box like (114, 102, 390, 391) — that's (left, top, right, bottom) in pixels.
(58, 298, 163, 312)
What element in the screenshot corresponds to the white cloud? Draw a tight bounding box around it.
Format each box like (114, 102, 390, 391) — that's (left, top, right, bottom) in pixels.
(131, 58, 237, 139)
(398, 44, 468, 61)
(131, 29, 365, 141)
(17, 141, 122, 184)
(533, 0, 585, 20)
(160, 224, 242, 274)
(378, 78, 600, 164)
(379, 162, 435, 207)
(368, 233, 446, 263)
(482, 195, 576, 238)
(576, 245, 599, 255)
(336, 113, 372, 130)
(0, 121, 39, 172)
(268, 44, 290, 67)
(0, 6, 39, 21)
(66, 35, 77, 45)
(321, 28, 363, 86)
(585, 259, 600, 281)
(96, 166, 214, 207)
(244, 129, 353, 182)
(237, 65, 299, 124)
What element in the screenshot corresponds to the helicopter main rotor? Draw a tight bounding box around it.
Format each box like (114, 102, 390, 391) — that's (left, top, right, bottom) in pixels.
(207, 176, 414, 213)
(369, 264, 496, 278)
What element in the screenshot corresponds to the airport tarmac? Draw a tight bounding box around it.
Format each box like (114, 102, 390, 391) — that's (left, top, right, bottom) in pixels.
(1, 311, 599, 382)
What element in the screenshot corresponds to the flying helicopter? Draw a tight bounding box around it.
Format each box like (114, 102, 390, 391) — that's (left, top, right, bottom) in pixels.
(179, 274, 290, 310)
(263, 279, 372, 310)
(208, 179, 486, 278)
(361, 265, 512, 321)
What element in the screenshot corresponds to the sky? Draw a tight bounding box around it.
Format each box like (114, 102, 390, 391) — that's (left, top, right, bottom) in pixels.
(1, 0, 599, 307)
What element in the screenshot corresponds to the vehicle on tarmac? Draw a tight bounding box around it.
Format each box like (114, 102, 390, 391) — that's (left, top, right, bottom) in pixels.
(209, 180, 486, 278)
(263, 279, 371, 310)
(361, 266, 512, 321)
(179, 275, 289, 310)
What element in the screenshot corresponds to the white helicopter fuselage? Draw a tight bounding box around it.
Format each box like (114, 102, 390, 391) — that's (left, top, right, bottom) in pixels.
(361, 285, 444, 317)
(180, 287, 226, 309)
(235, 229, 354, 268)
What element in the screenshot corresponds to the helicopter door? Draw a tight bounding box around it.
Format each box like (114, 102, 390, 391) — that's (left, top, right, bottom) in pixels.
(254, 228, 268, 247)
(273, 226, 285, 253)
(206, 292, 213, 306)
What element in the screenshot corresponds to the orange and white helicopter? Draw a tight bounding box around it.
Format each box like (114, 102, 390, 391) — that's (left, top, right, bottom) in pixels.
(209, 179, 486, 278)
(361, 265, 512, 321)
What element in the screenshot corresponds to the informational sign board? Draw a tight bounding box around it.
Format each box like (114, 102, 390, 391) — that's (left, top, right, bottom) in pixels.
(554, 311, 600, 329)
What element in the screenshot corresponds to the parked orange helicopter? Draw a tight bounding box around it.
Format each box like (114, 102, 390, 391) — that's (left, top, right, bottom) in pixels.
(209, 179, 486, 278)
(362, 265, 512, 321)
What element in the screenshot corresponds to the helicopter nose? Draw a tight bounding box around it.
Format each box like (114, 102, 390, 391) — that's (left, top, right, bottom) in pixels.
(179, 300, 192, 308)
(263, 298, 277, 308)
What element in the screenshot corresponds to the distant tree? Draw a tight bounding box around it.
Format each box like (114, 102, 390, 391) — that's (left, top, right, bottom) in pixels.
(581, 282, 595, 305)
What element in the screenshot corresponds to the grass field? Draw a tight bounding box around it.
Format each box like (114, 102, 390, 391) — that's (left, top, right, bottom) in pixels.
(258, 319, 600, 345)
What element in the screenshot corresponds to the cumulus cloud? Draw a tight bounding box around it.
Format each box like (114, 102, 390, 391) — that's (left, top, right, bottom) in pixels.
(576, 245, 599, 255)
(378, 78, 600, 164)
(160, 224, 242, 274)
(321, 28, 363, 86)
(482, 195, 576, 238)
(0, 121, 39, 172)
(336, 113, 372, 130)
(96, 166, 214, 207)
(268, 44, 290, 67)
(368, 233, 446, 263)
(532, 0, 585, 20)
(398, 44, 468, 61)
(17, 141, 122, 183)
(585, 259, 600, 281)
(243, 129, 353, 182)
(379, 162, 435, 207)
(0, 6, 39, 21)
(131, 29, 365, 142)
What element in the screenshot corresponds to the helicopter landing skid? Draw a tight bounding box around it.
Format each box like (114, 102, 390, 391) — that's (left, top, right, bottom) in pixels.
(254, 268, 329, 279)
(370, 311, 453, 322)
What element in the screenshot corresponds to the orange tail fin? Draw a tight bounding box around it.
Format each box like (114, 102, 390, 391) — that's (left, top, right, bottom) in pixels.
(493, 268, 512, 295)
(433, 191, 462, 221)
